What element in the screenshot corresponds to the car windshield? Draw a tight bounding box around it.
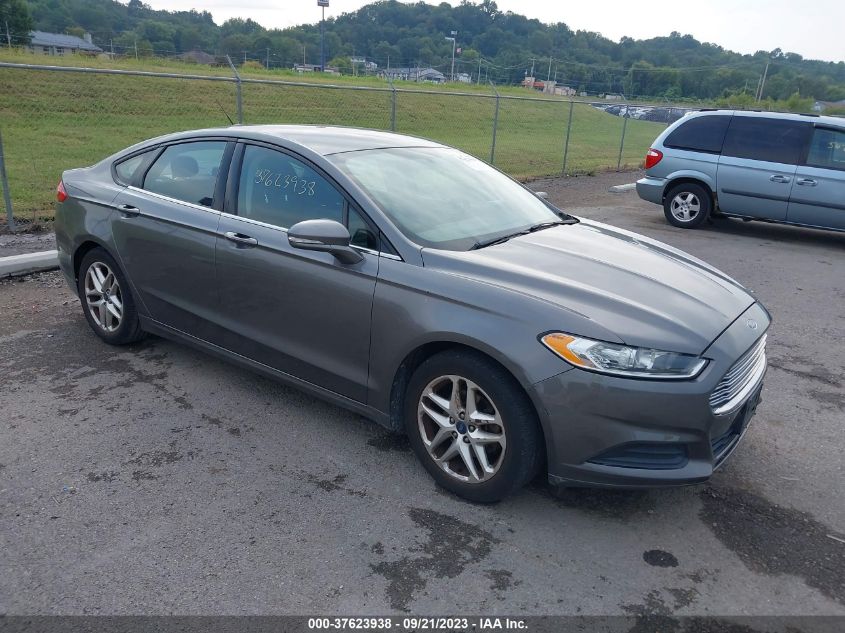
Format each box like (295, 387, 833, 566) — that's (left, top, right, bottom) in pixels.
(329, 147, 565, 250)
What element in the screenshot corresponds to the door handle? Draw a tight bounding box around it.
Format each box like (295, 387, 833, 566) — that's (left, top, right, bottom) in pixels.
(223, 231, 258, 246)
(796, 178, 818, 187)
(116, 204, 140, 217)
(769, 175, 791, 184)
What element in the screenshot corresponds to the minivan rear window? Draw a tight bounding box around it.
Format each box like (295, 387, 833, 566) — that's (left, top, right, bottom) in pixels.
(721, 116, 811, 165)
(664, 115, 731, 154)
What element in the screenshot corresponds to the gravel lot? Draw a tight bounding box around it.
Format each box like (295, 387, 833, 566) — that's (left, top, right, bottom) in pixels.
(1, 172, 843, 617)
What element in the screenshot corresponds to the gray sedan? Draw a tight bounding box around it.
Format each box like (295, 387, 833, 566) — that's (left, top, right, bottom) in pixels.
(54, 125, 770, 502)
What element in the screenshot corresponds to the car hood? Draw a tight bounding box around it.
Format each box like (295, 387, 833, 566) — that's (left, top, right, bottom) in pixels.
(421, 219, 756, 355)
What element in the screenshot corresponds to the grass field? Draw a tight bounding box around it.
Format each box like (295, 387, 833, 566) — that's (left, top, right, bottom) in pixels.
(0, 51, 665, 222)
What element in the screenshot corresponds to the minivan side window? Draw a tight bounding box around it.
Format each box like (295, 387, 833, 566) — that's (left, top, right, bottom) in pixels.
(143, 141, 227, 207)
(664, 115, 731, 154)
(721, 117, 810, 165)
(805, 127, 845, 171)
(237, 145, 343, 228)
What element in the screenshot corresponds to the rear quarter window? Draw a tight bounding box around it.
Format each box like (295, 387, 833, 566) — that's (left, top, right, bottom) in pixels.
(114, 151, 152, 185)
(721, 116, 811, 165)
(664, 115, 731, 154)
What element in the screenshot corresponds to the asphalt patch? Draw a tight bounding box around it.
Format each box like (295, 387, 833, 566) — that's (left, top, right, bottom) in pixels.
(699, 485, 845, 605)
(370, 507, 498, 611)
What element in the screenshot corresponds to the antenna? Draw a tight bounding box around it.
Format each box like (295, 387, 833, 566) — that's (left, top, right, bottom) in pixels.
(214, 98, 234, 126)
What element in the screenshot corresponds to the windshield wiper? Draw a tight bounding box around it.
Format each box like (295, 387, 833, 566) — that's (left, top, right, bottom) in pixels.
(471, 218, 576, 250)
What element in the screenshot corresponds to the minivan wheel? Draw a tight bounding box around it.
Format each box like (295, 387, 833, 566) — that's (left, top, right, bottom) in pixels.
(404, 349, 542, 503)
(664, 183, 711, 229)
(77, 247, 145, 345)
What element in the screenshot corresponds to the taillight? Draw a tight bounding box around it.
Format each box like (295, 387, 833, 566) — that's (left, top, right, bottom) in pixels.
(644, 148, 663, 169)
(56, 180, 68, 202)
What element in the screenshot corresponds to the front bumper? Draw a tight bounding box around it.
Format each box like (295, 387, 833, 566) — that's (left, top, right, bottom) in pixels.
(532, 302, 770, 488)
(636, 176, 665, 205)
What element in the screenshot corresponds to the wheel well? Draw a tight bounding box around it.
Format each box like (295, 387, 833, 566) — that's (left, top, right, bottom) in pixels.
(387, 342, 546, 452)
(72, 241, 103, 281)
(663, 178, 716, 208)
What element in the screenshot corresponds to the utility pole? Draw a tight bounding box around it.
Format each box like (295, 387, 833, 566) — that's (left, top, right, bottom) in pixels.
(445, 31, 457, 82)
(530, 58, 535, 78)
(5, 20, 11, 48)
(757, 62, 770, 102)
(133, 38, 138, 60)
(547, 55, 553, 82)
(318, 0, 329, 71)
(266, 47, 270, 69)
(110, 39, 114, 58)
(243, 50, 247, 64)
(302, 43, 306, 67)
(478, 57, 482, 84)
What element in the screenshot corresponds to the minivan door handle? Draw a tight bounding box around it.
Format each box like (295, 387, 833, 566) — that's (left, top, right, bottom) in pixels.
(223, 231, 258, 247)
(769, 175, 791, 184)
(796, 178, 818, 187)
(116, 204, 140, 217)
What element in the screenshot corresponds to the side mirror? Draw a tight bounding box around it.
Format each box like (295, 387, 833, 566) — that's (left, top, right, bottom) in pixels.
(288, 219, 364, 265)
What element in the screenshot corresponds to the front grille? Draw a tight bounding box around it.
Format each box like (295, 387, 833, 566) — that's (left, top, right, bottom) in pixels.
(588, 443, 689, 470)
(709, 334, 767, 415)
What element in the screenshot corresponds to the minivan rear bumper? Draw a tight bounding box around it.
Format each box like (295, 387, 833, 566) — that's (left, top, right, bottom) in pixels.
(636, 176, 665, 205)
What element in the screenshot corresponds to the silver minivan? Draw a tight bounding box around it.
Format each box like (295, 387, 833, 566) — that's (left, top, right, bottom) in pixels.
(637, 110, 845, 232)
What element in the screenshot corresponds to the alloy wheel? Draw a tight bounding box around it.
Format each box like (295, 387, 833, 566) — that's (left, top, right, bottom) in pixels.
(84, 262, 123, 333)
(670, 192, 701, 222)
(417, 374, 507, 484)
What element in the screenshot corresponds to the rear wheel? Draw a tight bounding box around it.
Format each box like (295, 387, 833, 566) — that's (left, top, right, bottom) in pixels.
(77, 247, 144, 345)
(404, 350, 542, 503)
(663, 182, 711, 229)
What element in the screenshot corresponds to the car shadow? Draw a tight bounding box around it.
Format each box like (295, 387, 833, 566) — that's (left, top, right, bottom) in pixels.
(705, 215, 845, 249)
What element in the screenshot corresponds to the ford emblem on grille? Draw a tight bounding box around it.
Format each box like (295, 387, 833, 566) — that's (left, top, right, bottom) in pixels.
(745, 319, 759, 330)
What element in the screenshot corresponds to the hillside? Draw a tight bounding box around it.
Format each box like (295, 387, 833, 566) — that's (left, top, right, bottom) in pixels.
(11, 0, 845, 102)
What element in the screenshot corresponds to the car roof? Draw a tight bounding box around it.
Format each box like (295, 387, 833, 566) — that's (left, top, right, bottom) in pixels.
(688, 109, 845, 128)
(140, 124, 447, 156)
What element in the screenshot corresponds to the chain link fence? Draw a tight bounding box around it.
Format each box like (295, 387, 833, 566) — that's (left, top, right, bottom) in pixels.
(0, 60, 682, 230)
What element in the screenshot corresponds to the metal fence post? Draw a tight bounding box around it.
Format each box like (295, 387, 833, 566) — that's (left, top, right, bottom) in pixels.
(562, 100, 574, 175)
(617, 103, 629, 170)
(226, 55, 243, 124)
(388, 77, 397, 132)
(0, 128, 14, 232)
(489, 81, 500, 165)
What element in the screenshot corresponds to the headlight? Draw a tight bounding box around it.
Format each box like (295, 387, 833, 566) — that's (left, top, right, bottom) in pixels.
(541, 332, 707, 379)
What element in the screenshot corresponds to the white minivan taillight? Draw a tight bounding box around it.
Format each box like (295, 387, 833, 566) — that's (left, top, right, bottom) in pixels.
(644, 148, 663, 169)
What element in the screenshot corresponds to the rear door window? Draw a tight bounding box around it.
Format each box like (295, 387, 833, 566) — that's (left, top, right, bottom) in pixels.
(721, 117, 811, 165)
(805, 127, 845, 171)
(664, 115, 731, 153)
(143, 141, 227, 207)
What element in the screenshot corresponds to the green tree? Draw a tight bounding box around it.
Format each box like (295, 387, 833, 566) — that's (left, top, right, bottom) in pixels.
(0, 0, 34, 46)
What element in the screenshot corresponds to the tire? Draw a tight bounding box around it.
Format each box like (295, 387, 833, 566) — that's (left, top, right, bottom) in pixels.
(404, 349, 543, 503)
(663, 182, 712, 229)
(77, 247, 145, 345)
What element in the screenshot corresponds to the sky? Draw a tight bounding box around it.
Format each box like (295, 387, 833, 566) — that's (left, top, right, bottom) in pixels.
(144, 0, 845, 63)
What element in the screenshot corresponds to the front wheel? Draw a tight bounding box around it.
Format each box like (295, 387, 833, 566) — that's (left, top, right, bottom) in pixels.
(404, 350, 543, 503)
(663, 182, 712, 229)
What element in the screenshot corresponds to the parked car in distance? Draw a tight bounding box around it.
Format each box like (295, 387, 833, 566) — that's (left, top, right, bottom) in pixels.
(637, 110, 845, 232)
(55, 125, 770, 503)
